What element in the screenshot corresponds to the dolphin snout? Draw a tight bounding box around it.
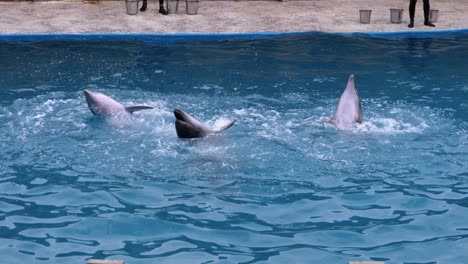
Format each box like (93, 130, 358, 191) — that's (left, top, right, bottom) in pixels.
(83, 89, 92, 96)
(83, 90, 93, 99)
(174, 108, 186, 121)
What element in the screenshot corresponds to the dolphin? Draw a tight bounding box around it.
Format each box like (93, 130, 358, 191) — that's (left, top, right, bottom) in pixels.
(174, 108, 236, 138)
(329, 74, 363, 130)
(83, 89, 153, 116)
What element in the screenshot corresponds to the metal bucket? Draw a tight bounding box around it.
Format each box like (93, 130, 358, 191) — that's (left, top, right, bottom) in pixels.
(186, 0, 199, 15)
(429, 9, 438, 22)
(125, 0, 139, 15)
(359, 10, 372, 24)
(167, 0, 179, 14)
(390, 8, 403, 24)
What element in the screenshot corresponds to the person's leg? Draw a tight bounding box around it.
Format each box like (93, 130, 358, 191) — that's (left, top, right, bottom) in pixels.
(408, 0, 417, 28)
(423, 0, 435, 27)
(140, 0, 147, 12)
(159, 0, 168, 15)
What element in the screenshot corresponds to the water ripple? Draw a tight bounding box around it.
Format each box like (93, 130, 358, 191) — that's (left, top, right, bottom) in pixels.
(1, 34, 468, 263)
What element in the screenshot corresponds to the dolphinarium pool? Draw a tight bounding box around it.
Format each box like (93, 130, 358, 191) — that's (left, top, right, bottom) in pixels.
(1, 31, 468, 263)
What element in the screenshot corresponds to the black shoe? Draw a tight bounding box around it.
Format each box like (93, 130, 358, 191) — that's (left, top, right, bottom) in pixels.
(140, 4, 147, 12)
(424, 21, 436, 27)
(159, 7, 168, 15)
(408, 20, 414, 28)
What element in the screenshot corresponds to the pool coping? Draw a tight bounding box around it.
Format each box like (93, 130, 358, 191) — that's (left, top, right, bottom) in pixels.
(3, 0, 468, 35)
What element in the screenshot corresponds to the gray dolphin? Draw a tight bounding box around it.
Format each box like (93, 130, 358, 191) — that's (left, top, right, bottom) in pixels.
(174, 108, 236, 138)
(329, 74, 363, 130)
(83, 89, 153, 116)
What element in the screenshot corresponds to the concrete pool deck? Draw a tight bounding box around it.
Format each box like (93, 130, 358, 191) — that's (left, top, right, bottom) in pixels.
(0, 0, 467, 34)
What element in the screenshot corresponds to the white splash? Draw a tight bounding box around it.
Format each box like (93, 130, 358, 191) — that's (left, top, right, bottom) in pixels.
(356, 117, 429, 134)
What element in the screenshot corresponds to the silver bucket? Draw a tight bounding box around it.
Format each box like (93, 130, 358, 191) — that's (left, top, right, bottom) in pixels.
(125, 0, 139, 15)
(429, 9, 439, 22)
(186, 0, 199, 15)
(359, 10, 372, 24)
(390, 8, 403, 24)
(167, 0, 179, 14)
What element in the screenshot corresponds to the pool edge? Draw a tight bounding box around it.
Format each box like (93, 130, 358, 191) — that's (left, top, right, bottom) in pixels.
(0, 28, 467, 42)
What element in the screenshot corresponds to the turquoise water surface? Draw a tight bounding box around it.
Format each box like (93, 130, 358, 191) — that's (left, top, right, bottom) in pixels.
(1, 32, 468, 263)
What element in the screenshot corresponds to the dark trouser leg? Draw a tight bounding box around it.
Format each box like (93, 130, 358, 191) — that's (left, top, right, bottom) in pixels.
(423, 0, 435, 26)
(140, 0, 147, 12)
(408, 0, 417, 28)
(423, 0, 430, 21)
(159, 0, 168, 15)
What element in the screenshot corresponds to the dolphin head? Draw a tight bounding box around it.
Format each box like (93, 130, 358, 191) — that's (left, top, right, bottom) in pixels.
(174, 108, 210, 138)
(330, 74, 363, 130)
(83, 89, 101, 115)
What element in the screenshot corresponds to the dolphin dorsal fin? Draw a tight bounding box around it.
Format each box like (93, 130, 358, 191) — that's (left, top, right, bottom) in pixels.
(125, 105, 153, 114)
(214, 120, 236, 133)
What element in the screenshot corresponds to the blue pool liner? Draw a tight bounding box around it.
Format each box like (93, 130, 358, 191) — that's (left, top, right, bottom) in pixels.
(333, 28, 468, 39)
(0, 28, 467, 43)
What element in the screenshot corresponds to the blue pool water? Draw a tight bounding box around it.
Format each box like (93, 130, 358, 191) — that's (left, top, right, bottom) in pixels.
(1, 32, 468, 263)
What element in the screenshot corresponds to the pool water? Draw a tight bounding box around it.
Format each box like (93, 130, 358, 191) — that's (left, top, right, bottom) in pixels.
(1, 33, 468, 263)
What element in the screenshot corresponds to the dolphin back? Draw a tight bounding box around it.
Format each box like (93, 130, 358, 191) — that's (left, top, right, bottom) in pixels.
(83, 89, 153, 117)
(83, 89, 126, 116)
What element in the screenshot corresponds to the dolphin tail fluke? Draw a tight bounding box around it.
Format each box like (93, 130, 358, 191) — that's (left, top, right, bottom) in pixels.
(125, 105, 153, 114)
(215, 120, 236, 133)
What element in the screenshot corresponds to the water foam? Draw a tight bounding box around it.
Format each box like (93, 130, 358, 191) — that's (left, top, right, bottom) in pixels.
(356, 117, 429, 134)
